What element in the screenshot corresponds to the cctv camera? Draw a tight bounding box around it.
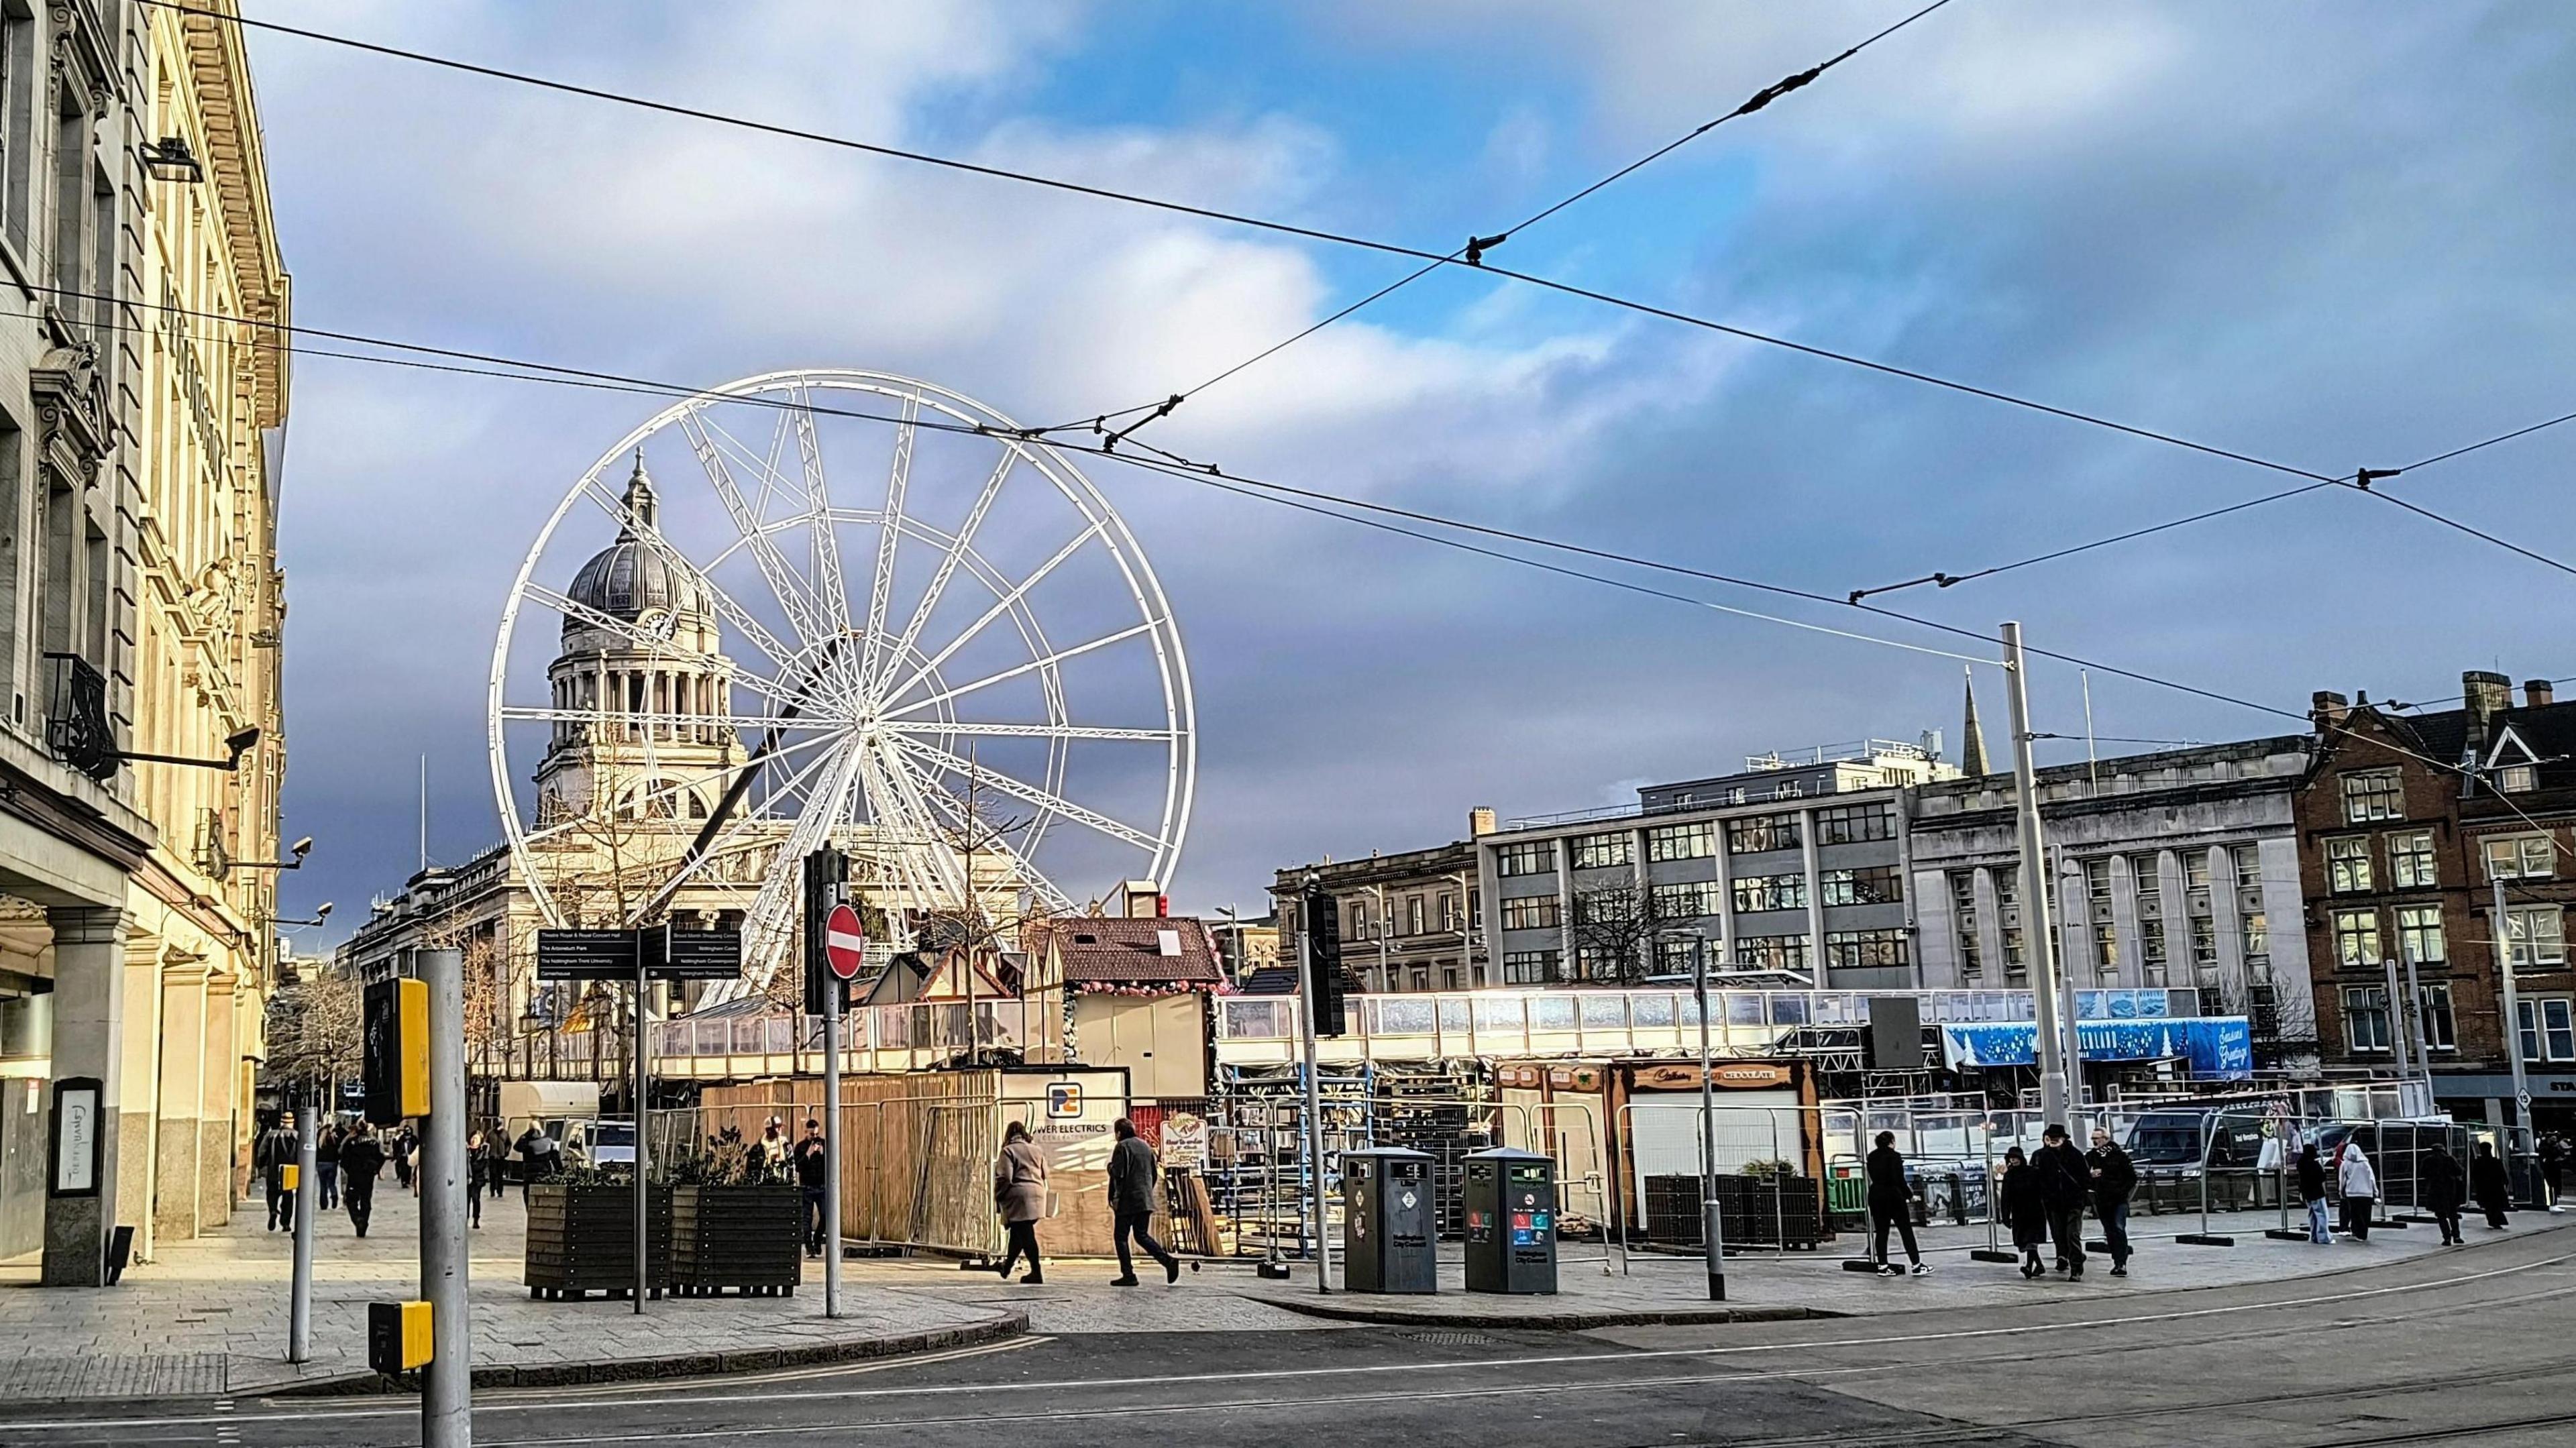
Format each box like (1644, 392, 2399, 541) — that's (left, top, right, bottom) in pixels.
(315, 902, 334, 921)
(291, 836, 315, 858)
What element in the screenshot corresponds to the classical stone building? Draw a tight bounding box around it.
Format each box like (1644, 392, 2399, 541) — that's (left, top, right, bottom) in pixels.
(1272, 833, 1485, 995)
(0, 1, 290, 1284)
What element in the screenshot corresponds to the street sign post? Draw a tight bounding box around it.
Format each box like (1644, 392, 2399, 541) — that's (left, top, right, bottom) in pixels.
(536, 929, 639, 981)
(809, 862, 857, 1319)
(538, 926, 741, 982)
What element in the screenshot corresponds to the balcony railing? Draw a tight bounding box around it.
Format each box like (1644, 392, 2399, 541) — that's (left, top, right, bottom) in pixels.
(43, 653, 116, 781)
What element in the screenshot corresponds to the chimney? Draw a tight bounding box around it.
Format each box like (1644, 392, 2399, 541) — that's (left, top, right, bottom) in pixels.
(2526, 679, 2555, 708)
(1468, 806, 1497, 837)
(2463, 670, 2512, 720)
(2310, 691, 2349, 730)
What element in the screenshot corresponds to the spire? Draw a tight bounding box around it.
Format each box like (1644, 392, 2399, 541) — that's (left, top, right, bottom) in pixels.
(618, 449, 657, 535)
(1960, 666, 1992, 777)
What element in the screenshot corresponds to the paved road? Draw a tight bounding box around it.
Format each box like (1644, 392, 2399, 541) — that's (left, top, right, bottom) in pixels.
(6, 1226, 2571, 1447)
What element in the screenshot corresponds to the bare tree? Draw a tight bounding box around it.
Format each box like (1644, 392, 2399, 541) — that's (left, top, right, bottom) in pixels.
(1566, 878, 1678, 985)
(264, 967, 363, 1101)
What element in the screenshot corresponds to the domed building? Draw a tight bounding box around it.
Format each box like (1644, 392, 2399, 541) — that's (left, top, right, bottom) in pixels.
(535, 455, 746, 824)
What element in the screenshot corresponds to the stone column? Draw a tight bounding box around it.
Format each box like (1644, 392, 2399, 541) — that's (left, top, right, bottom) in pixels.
(117, 933, 162, 1263)
(202, 974, 237, 1227)
(42, 906, 127, 1287)
(155, 963, 209, 1243)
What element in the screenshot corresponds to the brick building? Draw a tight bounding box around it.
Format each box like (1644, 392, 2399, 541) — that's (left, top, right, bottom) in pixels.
(2299, 672, 2576, 1131)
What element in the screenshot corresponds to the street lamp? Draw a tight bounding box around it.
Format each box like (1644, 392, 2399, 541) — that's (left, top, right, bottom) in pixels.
(1297, 867, 1330, 1293)
(276, 901, 333, 928)
(232, 836, 315, 872)
(1656, 926, 1725, 1302)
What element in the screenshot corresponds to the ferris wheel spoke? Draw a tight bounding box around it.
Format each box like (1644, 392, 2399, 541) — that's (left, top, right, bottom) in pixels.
(684, 412, 822, 645)
(854, 392, 919, 700)
(885, 621, 1156, 720)
(637, 743, 851, 913)
(892, 735, 1164, 854)
(882, 447, 1014, 700)
(909, 769, 1077, 918)
(882, 720, 1176, 742)
(741, 746, 869, 990)
(521, 583, 796, 708)
(875, 522, 1104, 708)
(872, 741, 974, 903)
(580, 475, 799, 668)
(790, 387, 857, 643)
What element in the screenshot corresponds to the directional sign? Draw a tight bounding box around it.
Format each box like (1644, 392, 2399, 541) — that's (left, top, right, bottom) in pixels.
(650, 926, 745, 982)
(537, 928, 641, 981)
(824, 904, 865, 981)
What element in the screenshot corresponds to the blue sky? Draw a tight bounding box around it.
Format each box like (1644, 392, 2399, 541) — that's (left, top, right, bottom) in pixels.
(250, 1, 2576, 939)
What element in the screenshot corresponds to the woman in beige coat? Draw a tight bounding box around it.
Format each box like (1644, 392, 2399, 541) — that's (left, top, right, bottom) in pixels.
(991, 1120, 1048, 1284)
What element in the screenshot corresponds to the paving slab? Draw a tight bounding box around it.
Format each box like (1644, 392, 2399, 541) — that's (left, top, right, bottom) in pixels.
(0, 1185, 1020, 1400)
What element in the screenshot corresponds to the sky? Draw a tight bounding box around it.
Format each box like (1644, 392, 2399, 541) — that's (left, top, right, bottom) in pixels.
(252, 1, 2576, 944)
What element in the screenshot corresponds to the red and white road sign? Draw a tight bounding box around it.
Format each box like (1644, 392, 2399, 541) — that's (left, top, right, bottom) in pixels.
(824, 904, 866, 981)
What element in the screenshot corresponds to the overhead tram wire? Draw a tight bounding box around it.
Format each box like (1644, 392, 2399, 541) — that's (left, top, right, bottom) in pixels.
(150, 0, 2354, 498)
(43, 280, 2568, 752)
(1099, 0, 1960, 443)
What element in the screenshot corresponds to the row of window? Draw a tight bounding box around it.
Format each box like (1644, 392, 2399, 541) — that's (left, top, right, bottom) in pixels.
(2327, 828, 2556, 892)
(1343, 889, 1474, 941)
(2341, 989, 2576, 1064)
(1499, 802, 1902, 878)
(2332, 904, 2565, 970)
(1955, 842, 2271, 989)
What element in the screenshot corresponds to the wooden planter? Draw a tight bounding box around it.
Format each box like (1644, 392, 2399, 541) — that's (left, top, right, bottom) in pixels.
(668, 1183, 805, 1296)
(524, 1182, 671, 1300)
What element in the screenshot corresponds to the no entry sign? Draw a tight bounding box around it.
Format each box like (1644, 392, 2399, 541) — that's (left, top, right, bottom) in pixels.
(824, 904, 865, 981)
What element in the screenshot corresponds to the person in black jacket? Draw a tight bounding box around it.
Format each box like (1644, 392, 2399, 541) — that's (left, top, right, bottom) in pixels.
(1998, 1146, 2049, 1278)
(1866, 1131, 1928, 1276)
(2297, 1142, 2331, 1243)
(316, 1122, 343, 1212)
(1107, 1118, 1179, 1286)
(2086, 1126, 2138, 1276)
(256, 1111, 301, 1231)
(2421, 1141, 2466, 1244)
(2034, 1123, 2090, 1280)
(2470, 1141, 2514, 1230)
(795, 1118, 831, 1258)
(338, 1121, 387, 1237)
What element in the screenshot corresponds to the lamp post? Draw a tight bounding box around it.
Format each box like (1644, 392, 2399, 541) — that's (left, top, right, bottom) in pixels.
(1298, 868, 1330, 1293)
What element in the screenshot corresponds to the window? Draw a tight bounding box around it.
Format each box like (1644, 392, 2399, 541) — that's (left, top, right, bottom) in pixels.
(1727, 812, 1801, 855)
(1825, 928, 1909, 970)
(1737, 934, 1809, 974)
(1406, 897, 1425, 936)
(1813, 801, 1897, 844)
(2396, 905, 2445, 965)
(1572, 945, 1624, 981)
(2504, 906, 2567, 971)
(2085, 858, 2119, 983)
(1647, 821, 1716, 862)
(2185, 852, 2218, 983)
(2341, 985, 2391, 1053)
(2416, 982, 2456, 1053)
(2482, 834, 2556, 882)
(2517, 999, 2576, 1063)
(1570, 889, 1635, 927)
(1501, 895, 1561, 932)
(1949, 871, 1983, 980)
(1654, 936, 1703, 974)
(2326, 836, 2373, 894)
(1501, 950, 1558, 985)
(1819, 865, 1904, 907)
(1347, 899, 1373, 942)
(1495, 841, 1556, 877)
(2389, 830, 2438, 889)
(1410, 968, 1430, 992)
(1442, 968, 1459, 991)
(1650, 879, 1723, 919)
(2499, 764, 2538, 793)
(2134, 853, 2168, 986)
(1996, 872, 2028, 977)
(1569, 831, 1633, 871)
(1438, 892, 1459, 931)
(2341, 769, 2405, 824)
(2332, 908, 2382, 968)
(1733, 872, 1807, 913)
(2232, 844, 2269, 977)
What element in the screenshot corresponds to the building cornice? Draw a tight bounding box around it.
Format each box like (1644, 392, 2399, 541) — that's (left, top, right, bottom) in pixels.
(169, 1, 290, 427)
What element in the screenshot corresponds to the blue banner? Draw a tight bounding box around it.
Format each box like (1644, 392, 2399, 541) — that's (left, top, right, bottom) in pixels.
(1939, 1017, 2254, 1080)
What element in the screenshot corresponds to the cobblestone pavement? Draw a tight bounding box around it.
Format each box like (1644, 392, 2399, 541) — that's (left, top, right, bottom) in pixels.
(0, 1186, 1018, 1400)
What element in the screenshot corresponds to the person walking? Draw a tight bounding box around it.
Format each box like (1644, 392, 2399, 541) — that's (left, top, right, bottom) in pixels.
(2538, 1131, 2567, 1214)
(1108, 1118, 1181, 1286)
(795, 1118, 830, 1259)
(515, 1123, 557, 1200)
(339, 1121, 387, 1238)
(464, 1129, 488, 1229)
(258, 1111, 301, 1232)
(392, 1125, 417, 1192)
(2471, 1141, 2514, 1230)
(2337, 1137, 2379, 1242)
(2421, 1141, 2466, 1245)
(754, 1117, 791, 1184)
(316, 1120, 343, 1212)
(482, 1125, 508, 1202)
(1865, 1131, 1929, 1276)
(2086, 1125, 2138, 1277)
(1998, 1146, 2049, 1278)
(2298, 1141, 2332, 1243)
(2034, 1123, 2091, 1280)
(990, 1120, 1048, 1284)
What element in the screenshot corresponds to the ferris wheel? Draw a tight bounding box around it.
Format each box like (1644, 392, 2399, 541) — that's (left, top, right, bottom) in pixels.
(487, 369, 1195, 991)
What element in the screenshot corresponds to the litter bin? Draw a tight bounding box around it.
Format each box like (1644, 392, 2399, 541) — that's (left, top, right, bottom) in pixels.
(1464, 1146, 1556, 1294)
(1342, 1147, 1438, 1293)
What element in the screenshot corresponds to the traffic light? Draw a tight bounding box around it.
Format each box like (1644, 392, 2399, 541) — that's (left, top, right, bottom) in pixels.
(362, 977, 429, 1125)
(802, 846, 850, 1017)
(1303, 887, 1346, 1037)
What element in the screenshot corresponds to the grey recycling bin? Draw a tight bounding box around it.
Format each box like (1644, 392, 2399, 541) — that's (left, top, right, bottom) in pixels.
(1342, 1147, 1438, 1293)
(1464, 1146, 1556, 1294)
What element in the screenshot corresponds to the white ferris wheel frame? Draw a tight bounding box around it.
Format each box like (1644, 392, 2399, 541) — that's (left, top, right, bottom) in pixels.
(486, 368, 1197, 970)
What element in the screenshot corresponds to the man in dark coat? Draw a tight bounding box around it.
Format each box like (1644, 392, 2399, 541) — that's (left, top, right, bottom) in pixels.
(1866, 1131, 1927, 1275)
(2540, 1132, 2568, 1213)
(2470, 1141, 2514, 1230)
(338, 1121, 387, 1237)
(316, 1121, 343, 1212)
(1106, 1117, 1180, 1286)
(2034, 1123, 2091, 1280)
(2422, 1141, 2467, 1244)
(795, 1118, 831, 1258)
(257, 1112, 301, 1231)
(2086, 1125, 2138, 1276)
